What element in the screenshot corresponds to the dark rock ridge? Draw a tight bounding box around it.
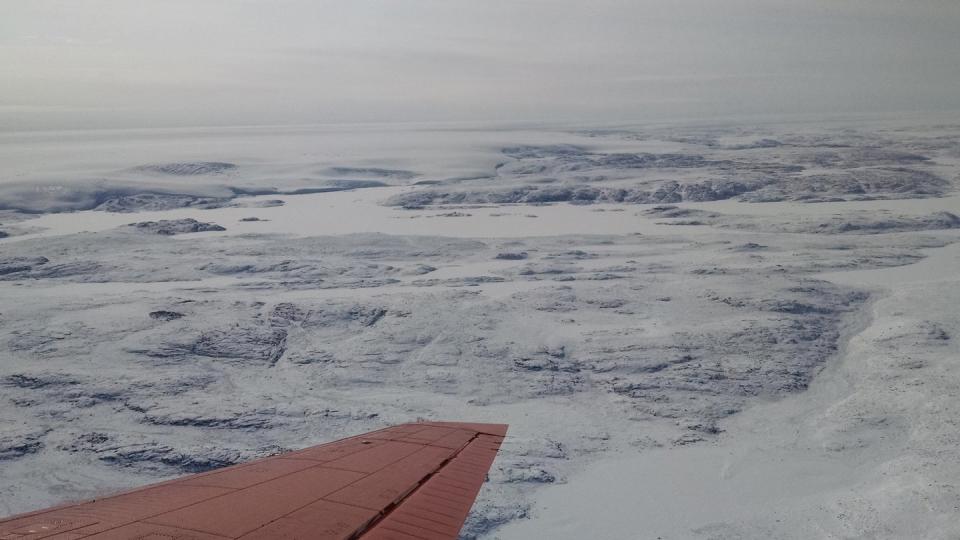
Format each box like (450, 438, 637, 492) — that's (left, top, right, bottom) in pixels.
(0, 432, 45, 461)
(495, 252, 529, 260)
(149, 311, 184, 321)
(97, 194, 230, 213)
(0, 256, 49, 275)
(127, 219, 226, 235)
(132, 326, 288, 366)
(385, 179, 767, 208)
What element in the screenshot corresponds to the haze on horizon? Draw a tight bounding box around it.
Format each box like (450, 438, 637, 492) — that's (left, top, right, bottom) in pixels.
(3, 0, 960, 131)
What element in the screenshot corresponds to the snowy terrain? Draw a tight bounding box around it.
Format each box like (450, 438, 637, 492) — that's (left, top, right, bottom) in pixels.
(1, 119, 959, 539)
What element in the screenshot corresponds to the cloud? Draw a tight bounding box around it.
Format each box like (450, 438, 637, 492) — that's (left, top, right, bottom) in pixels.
(2, 0, 959, 130)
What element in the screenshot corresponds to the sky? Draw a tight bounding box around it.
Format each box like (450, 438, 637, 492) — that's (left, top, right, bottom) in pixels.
(3, 0, 960, 130)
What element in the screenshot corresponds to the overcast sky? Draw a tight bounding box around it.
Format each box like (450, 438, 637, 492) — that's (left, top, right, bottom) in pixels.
(3, 0, 959, 130)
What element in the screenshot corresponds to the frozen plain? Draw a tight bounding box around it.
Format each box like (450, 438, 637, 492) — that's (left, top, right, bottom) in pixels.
(1, 119, 959, 539)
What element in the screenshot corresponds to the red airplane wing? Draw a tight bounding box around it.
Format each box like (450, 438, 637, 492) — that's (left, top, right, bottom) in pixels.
(0, 421, 508, 540)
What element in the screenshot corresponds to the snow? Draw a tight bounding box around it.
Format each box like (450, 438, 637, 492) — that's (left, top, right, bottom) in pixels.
(1, 119, 958, 538)
(499, 238, 960, 539)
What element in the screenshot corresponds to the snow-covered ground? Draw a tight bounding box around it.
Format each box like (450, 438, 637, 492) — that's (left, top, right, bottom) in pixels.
(498, 241, 960, 539)
(1, 119, 958, 538)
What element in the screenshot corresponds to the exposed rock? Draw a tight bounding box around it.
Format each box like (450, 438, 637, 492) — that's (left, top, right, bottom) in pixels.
(495, 252, 529, 260)
(0, 256, 49, 276)
(0, 432, 45, 461)
(133, 162, 237, 176)
(97, 194, 229, 213)
(127, 218, 226, 235)
(149, 311, 184, 321)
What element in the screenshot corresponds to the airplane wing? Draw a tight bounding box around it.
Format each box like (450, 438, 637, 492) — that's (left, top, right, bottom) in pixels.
(0, 421, 508, 540)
